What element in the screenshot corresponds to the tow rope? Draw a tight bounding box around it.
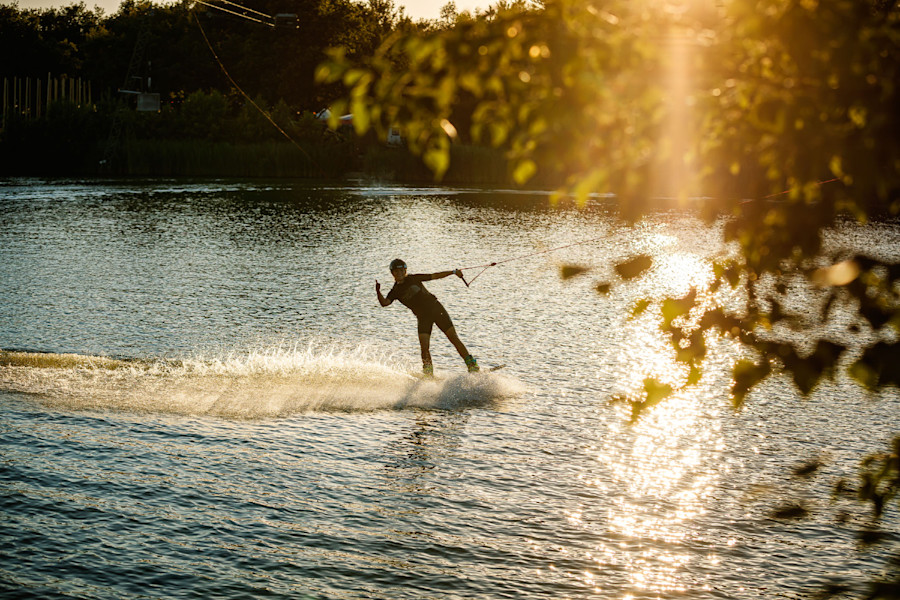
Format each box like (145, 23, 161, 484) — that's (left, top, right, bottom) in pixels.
(457, 178, 841, 287)
(458, 234, 609, 287)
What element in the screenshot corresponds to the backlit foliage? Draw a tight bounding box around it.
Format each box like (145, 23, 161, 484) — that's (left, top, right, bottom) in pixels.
(321, 0, 899, 594)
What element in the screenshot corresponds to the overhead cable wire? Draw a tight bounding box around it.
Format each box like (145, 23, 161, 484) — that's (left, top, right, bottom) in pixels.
(459, 177, 841, 286)
(192, 12, 323, 175)
(194, 0, 274, 27)
(212, 0, 272, 19)
(740, 178, 839, 203)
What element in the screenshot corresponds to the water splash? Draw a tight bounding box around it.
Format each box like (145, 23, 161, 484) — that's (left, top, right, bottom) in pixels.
(0, 345, 525, 418)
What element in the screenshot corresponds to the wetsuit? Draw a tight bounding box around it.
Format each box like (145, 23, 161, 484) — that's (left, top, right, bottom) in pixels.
(386, 274, 454, 335)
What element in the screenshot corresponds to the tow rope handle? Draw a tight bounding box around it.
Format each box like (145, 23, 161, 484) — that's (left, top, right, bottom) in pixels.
(456, 262, 499, 288)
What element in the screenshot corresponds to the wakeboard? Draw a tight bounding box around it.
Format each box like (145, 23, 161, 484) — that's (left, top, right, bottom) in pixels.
(411, 364, 506, 379)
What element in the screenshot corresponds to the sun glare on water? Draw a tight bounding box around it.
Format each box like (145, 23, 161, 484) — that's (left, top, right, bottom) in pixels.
(590, 390, 727, 595)
(584, 224, 727, 595)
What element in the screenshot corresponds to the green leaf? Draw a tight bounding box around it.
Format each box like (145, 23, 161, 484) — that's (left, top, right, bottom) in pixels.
(779, 349, 823, 396)
(314, 63, 335, 84)
(615, 255, 653, 279)
(731, 359, 771, 408)
(661, 288, 697, 326)
(630, 298, 652, 316)
(326, 99, 348, 130)
(626, 378, 674, 422)
(643, 377, 673, 406)
(857, 529, 889, 547)
(723, 266, 741, 288)
(675, 330, 707, 364)
(560, 264, 589, 279)
(849, 360, 877, 390)
(852, 342, 900, 389)
(771, 502, 809, 520)
(792, 457, 824, 479)
(698, 308, 743, 338)
(512, 158, 537, 184)
(350, 98, 371, 135)
(423, 145, 450, 180)
(686, 364, 703, 385)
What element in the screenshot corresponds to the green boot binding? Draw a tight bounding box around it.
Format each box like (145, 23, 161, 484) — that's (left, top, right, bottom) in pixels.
(422, 363, 434, 377)
(464, 355, 479, 373)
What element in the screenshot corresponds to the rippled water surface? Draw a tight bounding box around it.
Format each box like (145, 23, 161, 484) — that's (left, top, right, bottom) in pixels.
(1, 179, 898, 599)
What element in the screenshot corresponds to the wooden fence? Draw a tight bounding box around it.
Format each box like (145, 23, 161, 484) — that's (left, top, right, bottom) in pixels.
(1, 75, 93, 128)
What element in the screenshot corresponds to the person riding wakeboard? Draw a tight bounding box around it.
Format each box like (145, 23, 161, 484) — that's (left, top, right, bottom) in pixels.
(376, 258, 479, 376)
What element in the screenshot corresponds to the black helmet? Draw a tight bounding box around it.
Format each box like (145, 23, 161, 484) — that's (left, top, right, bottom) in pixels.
(389, 259, 407, 271)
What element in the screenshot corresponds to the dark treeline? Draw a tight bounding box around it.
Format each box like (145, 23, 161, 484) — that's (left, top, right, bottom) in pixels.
(0, 0, 515, 180)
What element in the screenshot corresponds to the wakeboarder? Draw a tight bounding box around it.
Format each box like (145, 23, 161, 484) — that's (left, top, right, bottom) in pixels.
(376, 259, 479, 376)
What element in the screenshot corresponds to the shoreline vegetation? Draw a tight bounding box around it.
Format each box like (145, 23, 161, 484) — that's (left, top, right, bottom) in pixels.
(0, 91, 519, 183)
(121, 139, 516, 183)
(0, 0, 537, 185)
(0, 89, 523, 183)
(3, 132, 517, 184)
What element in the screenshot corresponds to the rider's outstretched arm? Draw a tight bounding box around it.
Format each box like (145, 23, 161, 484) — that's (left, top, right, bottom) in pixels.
(425, 269, 464, 281)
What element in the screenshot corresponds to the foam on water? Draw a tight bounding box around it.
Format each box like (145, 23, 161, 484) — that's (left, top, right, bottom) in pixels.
(0, 345, 525, 418)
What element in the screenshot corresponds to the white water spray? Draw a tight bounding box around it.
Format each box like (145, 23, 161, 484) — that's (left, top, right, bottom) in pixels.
(0, 344, 525, 418)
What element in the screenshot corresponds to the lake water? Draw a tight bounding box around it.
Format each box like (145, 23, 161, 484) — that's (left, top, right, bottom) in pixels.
(1, 178, 898, 599)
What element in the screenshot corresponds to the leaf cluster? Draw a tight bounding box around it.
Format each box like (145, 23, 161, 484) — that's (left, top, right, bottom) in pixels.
(317, 0, 668, 192)
(322, 1, 900, 592)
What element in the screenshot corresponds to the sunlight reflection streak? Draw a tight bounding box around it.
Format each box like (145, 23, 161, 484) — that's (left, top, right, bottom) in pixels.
(586, 237, 726, 595)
